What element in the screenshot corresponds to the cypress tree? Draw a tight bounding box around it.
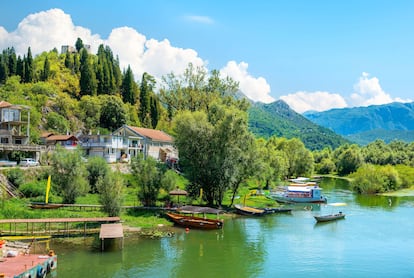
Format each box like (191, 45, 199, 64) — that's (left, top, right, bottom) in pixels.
(24, 47, 33, 83)
(150, 94, 160, 129)
(75, 37, 84, 52)
(121, 66, 136, 104)
(79, 48, 97, 97)
(41, 56, 50, 81)
(16, 56, 24, 81)
(139, 72, 155, 127)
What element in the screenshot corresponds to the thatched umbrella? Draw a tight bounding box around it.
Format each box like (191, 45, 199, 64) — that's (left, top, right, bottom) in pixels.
(169, 188, 188, 204)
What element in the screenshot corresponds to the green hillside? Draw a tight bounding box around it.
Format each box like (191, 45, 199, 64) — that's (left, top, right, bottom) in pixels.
(248, 100, 350, 150)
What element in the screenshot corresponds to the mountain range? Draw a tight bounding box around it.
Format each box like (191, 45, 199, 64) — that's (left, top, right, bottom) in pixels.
(303, 102, 414, 145)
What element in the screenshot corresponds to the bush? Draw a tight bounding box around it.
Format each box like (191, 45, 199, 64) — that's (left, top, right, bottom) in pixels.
(20, 181, 46, 198)
(5, 168, 25, 188)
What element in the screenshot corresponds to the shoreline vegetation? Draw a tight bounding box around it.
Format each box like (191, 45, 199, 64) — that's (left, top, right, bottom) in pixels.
(1, 167, 413, 238)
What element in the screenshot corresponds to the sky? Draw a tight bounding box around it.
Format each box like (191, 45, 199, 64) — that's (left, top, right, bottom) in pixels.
(1, 0, 413, 113)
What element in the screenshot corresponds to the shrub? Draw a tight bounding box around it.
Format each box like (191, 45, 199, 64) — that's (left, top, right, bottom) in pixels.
(5, 168, 25, 188)
(20, 181, 46, 198)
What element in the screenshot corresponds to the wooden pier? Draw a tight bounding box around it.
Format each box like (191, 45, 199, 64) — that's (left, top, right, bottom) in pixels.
(0, 217, 121, 237)
(99, 223, 124, 251)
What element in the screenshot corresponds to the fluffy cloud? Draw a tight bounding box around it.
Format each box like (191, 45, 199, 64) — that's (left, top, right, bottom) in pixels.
(0, 9, 103, 55)
(0, 8, 267, 102)
(280, 91, 347, 114)
(350, 72, 412, 107)
(220, 61, 275, 103)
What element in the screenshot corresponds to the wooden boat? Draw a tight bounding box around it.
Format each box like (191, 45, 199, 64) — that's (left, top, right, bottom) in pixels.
(234, 204, 267, 216)
(165, 212, 223, 230)
(264, 207, 292, 214)
(314, 212, 345, 222)
(29, 203, 64, 209)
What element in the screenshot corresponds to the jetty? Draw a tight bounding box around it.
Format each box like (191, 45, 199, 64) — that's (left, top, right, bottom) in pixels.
(99, 223, 124, 251)
(0, 217, 121, 236)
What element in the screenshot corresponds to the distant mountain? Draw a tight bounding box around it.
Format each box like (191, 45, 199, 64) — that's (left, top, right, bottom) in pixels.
(248, 100, 350, 150)
(303, 102, 414, 145)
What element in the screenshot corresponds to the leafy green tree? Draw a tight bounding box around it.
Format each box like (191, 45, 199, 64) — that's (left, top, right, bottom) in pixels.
(174, 102, 254, 207)
(78, 95, 102, 131)
(350, 164, 401, 194)
(50, 147, 89, 204)
(159, 63, 240, 119)
(46, 111, 70, 134)
(160, 170, 178, 193)
(99, 95, 127, 131)
(334, 144, 363, 175)
(130, 155, 163, 206)
(97, 170, 124, 216)
(274, 137, 314, 178)
(86, 156, 110, 193)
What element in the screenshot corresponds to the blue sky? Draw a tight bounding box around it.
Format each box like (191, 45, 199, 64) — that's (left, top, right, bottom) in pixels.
(1, 0, 413, 113)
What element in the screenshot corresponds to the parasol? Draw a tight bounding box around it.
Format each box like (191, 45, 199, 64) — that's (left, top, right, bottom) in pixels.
(169, 188, 188, 204)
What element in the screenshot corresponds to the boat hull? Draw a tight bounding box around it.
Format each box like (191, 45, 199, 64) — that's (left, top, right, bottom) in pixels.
(166, 212, 223, 230)
(314, 213, 345, 222)
(234, 204, 266, 216)
(270, 195, 327, 204)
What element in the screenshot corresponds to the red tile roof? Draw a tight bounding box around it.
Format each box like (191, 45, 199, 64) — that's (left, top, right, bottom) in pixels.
(0, 101, 12, 108)
(46, 135, 78, 141)
(127, 126, 173, 142)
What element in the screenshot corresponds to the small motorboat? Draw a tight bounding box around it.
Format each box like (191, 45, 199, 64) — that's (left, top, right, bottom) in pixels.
(314, 212, 345, 223)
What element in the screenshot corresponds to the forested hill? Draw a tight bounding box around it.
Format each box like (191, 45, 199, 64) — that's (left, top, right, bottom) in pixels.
(303, 102, 414, 145)
(248, 100, 350, 150)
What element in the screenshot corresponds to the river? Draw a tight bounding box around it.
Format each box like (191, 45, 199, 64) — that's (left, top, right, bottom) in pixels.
(47, 178, 414, 278)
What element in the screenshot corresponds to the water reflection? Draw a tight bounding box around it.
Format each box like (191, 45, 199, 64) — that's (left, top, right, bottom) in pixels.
(50, 177, 414, 278)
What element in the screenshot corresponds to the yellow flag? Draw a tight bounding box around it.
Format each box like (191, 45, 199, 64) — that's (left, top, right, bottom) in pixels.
(45, 175, 51, 204)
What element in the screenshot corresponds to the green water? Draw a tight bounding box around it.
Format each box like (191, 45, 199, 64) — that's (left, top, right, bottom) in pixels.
(47, 178, 414, 277)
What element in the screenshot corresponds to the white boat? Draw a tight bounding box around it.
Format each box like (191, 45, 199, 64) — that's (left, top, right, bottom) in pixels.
(268, 184, 327, 204)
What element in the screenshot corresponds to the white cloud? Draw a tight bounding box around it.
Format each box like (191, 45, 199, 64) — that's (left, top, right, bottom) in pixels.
(349, 72, 412, 107)
(220, 61, 275, 103)
(280, 91, 347, 114)
(183, 15, 214, 24)
(0, 8, 103, 55)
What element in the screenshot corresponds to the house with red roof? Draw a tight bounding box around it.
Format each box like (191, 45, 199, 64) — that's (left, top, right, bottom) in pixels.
(113, 125, 177, 162)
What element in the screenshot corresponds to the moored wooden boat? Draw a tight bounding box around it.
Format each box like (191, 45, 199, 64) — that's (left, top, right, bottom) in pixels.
(234, 204, 267, 216)
(314, 212, 345, 222)
(29, 203, 64, 209)
(264, 207, 293, 214)
(165, 212, 223, 230)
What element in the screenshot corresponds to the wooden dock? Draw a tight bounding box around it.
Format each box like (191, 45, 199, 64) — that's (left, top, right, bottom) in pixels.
(0, 217, 121, 236)
(99, 223, 124, 251)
